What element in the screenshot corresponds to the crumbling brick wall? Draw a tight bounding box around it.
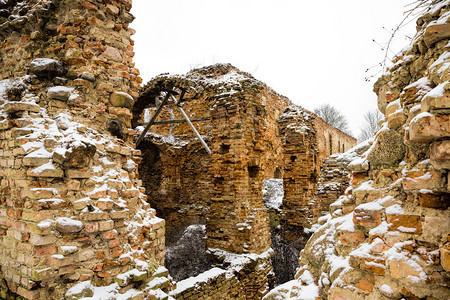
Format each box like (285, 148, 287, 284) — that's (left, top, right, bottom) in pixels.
(0, 1, 168, 299)
(277, 106, 319, 241)
(314, 116, 356, 161)
(135, 65, 356, 246)
(138, 138, 212, 239)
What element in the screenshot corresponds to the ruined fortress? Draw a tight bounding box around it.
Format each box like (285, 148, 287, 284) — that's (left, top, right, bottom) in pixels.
(0, 0, 448, 299)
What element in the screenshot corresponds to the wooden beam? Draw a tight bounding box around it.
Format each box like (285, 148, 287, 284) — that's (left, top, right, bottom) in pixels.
(171, 94, 212, 156)
(135, 91, 172, 147)
(139, 117, 211, 126)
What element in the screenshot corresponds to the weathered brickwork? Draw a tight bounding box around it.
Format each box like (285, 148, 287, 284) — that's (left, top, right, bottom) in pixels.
(277, 106, 319, 241)
(136, 64, 356, 250)
(265, 2, 450, 299)
(0, 0, 169, 299)
(134, 64, 355, 298)
(138, 137, 212, 239)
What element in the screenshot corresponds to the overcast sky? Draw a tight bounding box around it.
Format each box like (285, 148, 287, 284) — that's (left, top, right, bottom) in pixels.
(130, 0, 417, 138)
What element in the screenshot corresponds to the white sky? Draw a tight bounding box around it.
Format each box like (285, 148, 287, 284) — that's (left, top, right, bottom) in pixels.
(130, 0, 417, 137)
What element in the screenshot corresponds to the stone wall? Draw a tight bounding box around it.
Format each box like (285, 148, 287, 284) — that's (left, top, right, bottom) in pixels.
(265, 2, 450, 299)
(0, 0, 169, 299)
(313, 142, 370, 220)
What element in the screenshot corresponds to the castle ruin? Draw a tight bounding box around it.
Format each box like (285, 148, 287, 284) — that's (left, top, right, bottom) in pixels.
(0, 0, 448, 299)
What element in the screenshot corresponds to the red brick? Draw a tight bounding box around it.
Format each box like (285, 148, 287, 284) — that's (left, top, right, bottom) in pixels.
(102, 230, 118, 239)
(85, 222, 100, 233)
(34, 245, 57, 256)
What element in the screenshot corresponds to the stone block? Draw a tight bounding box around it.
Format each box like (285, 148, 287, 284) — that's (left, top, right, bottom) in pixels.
(31, 267, 52, 281)
(422, 91, 450, 114)
(110, 91, 134, 109)
(66, 169, 91, 179)
(82, 1, 98, 11)
(0, 119, 12, 130)
(403, 169, 444, 191)
(387, 111, 407, 129)
(423, 216, 449, 244)
(389, 259, 422, 279)
(401, 86, 420, 105)
(56, 217, 84, 233)
(17, 287, 41, 300)
(47, 86, 73, 101)
(97, 199, 114, 210)
(441, 244, 450, 272)
(22, 211, 53, 222)
(418, 192, 449, 209)
(27, 164, 64, 178)
(355, 275, 374, 292)
(4, 102, 40, 114)
(353, 208, 382, 229)
(423, 23, 450, 47)
(367, 130, 405, 168)
(110, 210, 129, 220)
(53, 141, 96, 168)
(23, 156, 50, 166)
(99, 220, 115, 231)
(99, 46, 122, 61)
(339, 230, 365, 246)
(386, 214, 421, 234)
(430, 140, 450, 169)
(409, 114, 450, 142)
(385, 101, 401, 116)
(349, 255, 386, 275)
(29, 58, 65, 79)
(29, 233, 57, 246)
(81, 211, 109, 221)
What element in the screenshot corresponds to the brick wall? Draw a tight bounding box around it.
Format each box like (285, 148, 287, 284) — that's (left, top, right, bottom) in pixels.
(136, 64, 356, 250)
(0, 1, 168, 299)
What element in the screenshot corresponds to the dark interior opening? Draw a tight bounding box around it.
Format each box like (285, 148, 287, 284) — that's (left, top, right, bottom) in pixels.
(248, 165, 260, 178)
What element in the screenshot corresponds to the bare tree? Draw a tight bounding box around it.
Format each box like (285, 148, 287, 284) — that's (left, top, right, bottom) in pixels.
(358, 109, 383, 142)
(365, 0, 438, 81)
(314, 104, 351, 134)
